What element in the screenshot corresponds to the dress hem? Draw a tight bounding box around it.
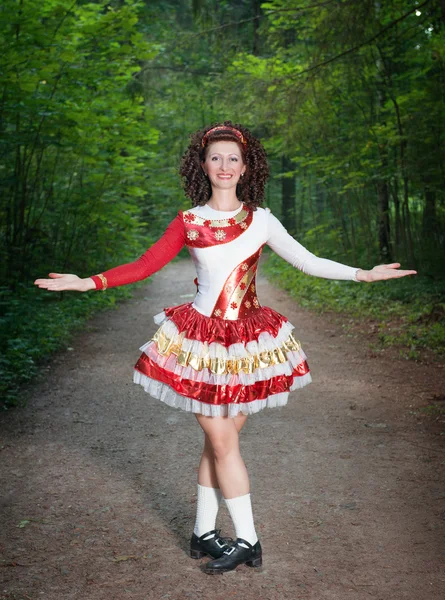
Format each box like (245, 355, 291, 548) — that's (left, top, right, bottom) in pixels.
(133, 369, 312, 418)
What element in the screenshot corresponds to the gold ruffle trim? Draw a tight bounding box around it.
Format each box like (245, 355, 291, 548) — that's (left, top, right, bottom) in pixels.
(150, 328, 302, 375)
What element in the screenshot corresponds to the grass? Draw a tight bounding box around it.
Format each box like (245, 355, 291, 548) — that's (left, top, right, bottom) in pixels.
(262, 251, 445, 360)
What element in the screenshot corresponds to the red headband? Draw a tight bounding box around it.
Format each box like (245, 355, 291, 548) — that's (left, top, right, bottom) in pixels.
(201, 126, 247, 148)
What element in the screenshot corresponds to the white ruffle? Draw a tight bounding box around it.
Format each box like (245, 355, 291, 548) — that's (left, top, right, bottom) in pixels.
(153, 310, 167, 325)
(133, 370, 312, 418)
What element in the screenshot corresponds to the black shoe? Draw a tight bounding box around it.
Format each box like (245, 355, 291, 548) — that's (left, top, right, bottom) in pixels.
(202, 537, 262, 574)
(190, 528, 234, 559)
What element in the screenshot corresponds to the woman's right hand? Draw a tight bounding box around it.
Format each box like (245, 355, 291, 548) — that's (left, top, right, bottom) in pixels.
(34, 273, 96, 293)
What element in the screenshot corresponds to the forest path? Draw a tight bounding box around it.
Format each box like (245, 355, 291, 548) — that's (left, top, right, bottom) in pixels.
(1, 259, 444, 600)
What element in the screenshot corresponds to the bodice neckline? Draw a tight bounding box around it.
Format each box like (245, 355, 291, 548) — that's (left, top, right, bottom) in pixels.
(200, 202, 244, 219)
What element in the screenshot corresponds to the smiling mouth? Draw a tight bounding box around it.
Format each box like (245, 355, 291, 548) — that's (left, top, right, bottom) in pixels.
(217, 174, 233, 179)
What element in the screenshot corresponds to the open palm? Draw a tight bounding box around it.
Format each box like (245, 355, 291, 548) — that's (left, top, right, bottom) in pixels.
(357, 263, 417, 283)
(34, 273, 88, 292)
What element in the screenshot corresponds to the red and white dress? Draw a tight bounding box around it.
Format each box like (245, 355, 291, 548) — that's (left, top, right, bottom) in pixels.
(91, 203, 360, 417)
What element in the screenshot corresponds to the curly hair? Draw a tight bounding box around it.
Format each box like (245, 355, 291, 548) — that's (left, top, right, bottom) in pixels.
(179, 120, 270, 210)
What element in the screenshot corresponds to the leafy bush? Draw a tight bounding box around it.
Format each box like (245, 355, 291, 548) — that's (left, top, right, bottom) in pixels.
(0, 283, 135, 409)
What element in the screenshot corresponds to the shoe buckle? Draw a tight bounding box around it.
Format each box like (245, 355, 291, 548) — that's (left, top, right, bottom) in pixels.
(223, 546, 236, 555)
(215, 538, 227, 549)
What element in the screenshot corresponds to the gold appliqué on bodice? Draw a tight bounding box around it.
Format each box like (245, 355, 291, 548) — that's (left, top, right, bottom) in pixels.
(211, 246, 264, 319)
(183, 204, 253, 247)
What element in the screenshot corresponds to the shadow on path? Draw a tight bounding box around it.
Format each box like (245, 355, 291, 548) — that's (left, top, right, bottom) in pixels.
(1, 259, 444, 600)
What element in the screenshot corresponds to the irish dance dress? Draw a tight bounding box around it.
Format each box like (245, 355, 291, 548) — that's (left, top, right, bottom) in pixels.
(91, 203, 360, 417)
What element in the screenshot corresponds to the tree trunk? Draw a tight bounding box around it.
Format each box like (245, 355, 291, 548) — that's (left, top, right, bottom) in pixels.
(391, 174, 401, 254)
(422, 186, 437, 236)
(281, 155, 296, 231)
(376, 177, 391, 262)
(252, 0, 262, 56)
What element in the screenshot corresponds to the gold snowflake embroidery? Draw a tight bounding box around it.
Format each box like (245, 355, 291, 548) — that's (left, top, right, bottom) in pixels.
(241, 263, 249, 271)
(244, 300, 251, 309)
(214, 229, 226, 241)
(187, 230, 199, 240)
(250, 284, 255, 293)
(214, 308, 222, 317)
(239, 221, 248, 230)
(252, 297, 259, 308)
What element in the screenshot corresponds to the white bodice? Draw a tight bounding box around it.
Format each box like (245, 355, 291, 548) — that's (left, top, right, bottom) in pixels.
(184, 204, 360, 319)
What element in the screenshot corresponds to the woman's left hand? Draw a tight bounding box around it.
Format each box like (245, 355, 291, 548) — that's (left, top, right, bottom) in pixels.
(356, 263, 417, 283)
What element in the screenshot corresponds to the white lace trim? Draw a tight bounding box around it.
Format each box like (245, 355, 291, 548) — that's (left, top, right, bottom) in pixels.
(133, 370, 312, 418)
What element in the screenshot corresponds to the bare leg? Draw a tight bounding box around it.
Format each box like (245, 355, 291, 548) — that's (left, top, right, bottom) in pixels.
(196, 413, 248, 488)
(194, 412, 259, 551)
(195, 413, 249, 499)
(192, 413, 249, 538)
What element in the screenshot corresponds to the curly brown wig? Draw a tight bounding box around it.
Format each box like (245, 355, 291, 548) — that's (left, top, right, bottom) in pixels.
(179, 120, 270, 210)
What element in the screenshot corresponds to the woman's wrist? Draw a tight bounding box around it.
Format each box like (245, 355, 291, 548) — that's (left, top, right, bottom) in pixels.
(354, 269, 368, 282)
(82, 277, 97, 292)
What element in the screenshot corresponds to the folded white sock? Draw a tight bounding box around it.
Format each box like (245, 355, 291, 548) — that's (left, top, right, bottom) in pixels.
(224, 492, 258, 547)
(193, 484, 223, 539)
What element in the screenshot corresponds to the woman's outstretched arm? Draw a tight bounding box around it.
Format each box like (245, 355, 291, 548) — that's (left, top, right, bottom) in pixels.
(34, 213, 185, 293)
(266, 210, 416, 282)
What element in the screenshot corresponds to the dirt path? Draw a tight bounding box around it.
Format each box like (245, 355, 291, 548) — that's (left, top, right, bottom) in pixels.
(1, 259, 444, 600)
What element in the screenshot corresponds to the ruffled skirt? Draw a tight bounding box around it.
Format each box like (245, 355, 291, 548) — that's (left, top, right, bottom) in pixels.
(133, 302, 311, 417)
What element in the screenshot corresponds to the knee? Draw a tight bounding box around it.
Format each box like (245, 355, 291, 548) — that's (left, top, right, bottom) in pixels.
(208, 435, 239, 461)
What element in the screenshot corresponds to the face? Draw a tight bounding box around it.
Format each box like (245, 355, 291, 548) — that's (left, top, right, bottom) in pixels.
(202, 141, 246, 191)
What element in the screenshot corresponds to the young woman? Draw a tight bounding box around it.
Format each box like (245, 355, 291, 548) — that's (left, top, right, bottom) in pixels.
(34, 122, 416, 575)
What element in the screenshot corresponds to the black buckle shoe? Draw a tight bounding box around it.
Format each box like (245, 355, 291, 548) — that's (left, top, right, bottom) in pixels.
(190, 528, 234, 559)
(202, 537, 262, 574)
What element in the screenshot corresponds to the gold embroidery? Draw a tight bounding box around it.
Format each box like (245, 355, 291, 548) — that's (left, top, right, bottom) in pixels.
(186, 230, 199, 240)
(97, 273, 108, 290)
(183, 206, 249, 229)
(214, 229, 226, 241)
(150, 327, 302, 375)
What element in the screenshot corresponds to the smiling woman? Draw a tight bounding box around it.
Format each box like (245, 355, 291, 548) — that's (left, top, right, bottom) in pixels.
(34, 120, 416, 575)
(204, 140, 246, 206)
(179, 121, 269, 210)
(205, 139, 245, 190)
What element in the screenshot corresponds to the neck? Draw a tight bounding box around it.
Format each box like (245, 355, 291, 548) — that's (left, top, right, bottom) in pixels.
(207, 188, 242, 211)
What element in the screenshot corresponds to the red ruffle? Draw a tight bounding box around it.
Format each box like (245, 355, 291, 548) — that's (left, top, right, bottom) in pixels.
(134, 354, 310, 405)
(162, 302, 288, 346)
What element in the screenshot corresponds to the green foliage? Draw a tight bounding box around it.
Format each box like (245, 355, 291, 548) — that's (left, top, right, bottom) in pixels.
(0, 281, 138, 408)
(225, 0, 445, 271)
(263, 252, 445, 360)
(0, 0, 161, 287)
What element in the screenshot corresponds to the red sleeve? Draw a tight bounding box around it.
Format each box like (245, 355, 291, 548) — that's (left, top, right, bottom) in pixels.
(90, 212, 185, 290)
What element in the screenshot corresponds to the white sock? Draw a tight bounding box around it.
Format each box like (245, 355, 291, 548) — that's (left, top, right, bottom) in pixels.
(224, 492, 258, 547)
(193, 484, 223, 539)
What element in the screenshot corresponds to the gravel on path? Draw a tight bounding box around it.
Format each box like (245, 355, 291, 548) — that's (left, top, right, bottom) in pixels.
(1, 259, 444, 600)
